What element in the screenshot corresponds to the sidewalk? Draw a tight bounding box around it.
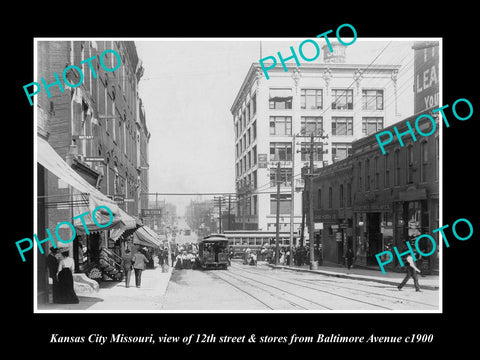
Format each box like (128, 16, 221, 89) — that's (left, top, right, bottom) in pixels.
(37, 265, 173, 312)
(265, 261, 439, 290)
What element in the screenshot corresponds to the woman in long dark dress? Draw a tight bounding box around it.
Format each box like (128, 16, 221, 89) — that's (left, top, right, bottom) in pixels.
(55, 250, 79, 304)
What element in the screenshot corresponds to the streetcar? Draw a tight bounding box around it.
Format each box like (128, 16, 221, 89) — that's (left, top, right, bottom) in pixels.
(197, 234, 230, 270)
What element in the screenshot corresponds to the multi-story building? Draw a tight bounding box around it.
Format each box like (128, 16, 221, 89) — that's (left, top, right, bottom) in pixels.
(230, 43, 402, 235)
(310, 112, 439, 274)
(309, 40, 440, 273)
(36, 40, 150, 302)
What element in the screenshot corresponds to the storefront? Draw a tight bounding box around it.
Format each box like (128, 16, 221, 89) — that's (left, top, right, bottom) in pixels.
(354, 202, 394, 267)
(395, 185, 437, 274)
(37, 136, 138, 283)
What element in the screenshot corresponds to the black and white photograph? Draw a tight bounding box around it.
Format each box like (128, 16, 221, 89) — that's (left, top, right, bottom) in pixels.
(7, 7, 479, 354)
(31, 37, 442, 313)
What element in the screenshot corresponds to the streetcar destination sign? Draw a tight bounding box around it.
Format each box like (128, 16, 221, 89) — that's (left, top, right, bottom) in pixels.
(142, 208, 162, 216)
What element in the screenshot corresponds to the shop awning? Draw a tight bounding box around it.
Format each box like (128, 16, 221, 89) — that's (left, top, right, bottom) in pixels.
(37, 135, 137, 234)
(133, 226, 163, 248)
(110, 216, 143, 241)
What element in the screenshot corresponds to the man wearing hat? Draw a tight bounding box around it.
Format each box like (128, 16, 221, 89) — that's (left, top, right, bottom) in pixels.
(46, 247, 59, 303)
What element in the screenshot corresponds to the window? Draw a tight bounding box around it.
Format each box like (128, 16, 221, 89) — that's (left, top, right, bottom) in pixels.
(269, 88, 292, 109)
(374, 157, 379, 189)
(358, 161, 362, 191)
(365, 159, 370, 191)
(247, 128, 251, 145)
(328, 187, 333, 208)
(252, 121, 257, 140)
(362, 90, 384, 110)
(362, 117, 384, 135)
(270, 116, 292, 136)
(339, 184, 344, 208)
(317, 189, 322, 208)
(421, 141, 428, 182)
(270, 142, 292, 161)
(435, 136, 439, 181)
(394, 149, 400, 186)
(384, 153, 390, 187)
(347, 183, 352, 207)
(407, 145, 414, 183)
(270, 194, 292, 214)
(331, 143, 352, 163)
(301, 89, 323, 109)
(253, 146, 257, 165)
(251, 93, 257, 116)
(301, 116, 323, 136)
(332, 117, 353, 135)
(331, 89, 353, 110)
(270, 167, 292, 187)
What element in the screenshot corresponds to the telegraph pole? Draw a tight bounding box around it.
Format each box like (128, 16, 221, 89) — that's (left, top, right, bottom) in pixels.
(308, 134, 316, 270)
(296, 129, 328, 270)
(289, 133, 296, 266)
(275, 161, 281, 265)
(227, 194, 231, 231)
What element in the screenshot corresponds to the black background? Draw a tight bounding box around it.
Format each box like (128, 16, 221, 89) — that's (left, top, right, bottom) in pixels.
(6, 4, 477, 355)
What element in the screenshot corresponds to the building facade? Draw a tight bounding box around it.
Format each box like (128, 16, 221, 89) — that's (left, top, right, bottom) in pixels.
(230, 43, 402, 234)
(36, 40, 150, 302)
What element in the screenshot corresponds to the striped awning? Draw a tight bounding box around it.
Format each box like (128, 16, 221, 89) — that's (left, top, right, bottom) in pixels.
(37, 135, 136, 234)
(133, 226, 163, 248)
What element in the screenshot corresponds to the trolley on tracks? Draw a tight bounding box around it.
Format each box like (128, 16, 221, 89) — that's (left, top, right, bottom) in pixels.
(198, 234, 230, 270)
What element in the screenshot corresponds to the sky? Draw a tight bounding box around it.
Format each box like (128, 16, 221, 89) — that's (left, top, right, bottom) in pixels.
(135, 38, 417, 215)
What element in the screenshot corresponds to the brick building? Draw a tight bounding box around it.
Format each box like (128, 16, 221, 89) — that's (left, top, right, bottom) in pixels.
(310, 112, 439, 273)
(36, 40, 150, 302)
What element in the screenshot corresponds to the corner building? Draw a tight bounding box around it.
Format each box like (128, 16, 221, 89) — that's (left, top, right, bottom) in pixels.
(230, 43, 401, 236)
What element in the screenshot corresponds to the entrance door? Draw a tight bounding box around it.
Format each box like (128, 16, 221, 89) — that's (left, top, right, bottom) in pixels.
(367, 213, 382, 265)
(337, 234, 344, 264)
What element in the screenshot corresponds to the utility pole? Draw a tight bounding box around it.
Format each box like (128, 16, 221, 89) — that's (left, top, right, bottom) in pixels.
(218, 196, 222, 233)
(289, 133, 296, 266)
(275, 161, 281, 265)
(297, 130, 328, 270)
(308, 134, 316, 270)
(214, 196, 223, 233)
(227, 194, 231, 231)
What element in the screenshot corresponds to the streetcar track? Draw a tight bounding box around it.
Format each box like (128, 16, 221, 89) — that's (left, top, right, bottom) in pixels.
(217, 269, 332, 310)
(234, 264, 438, 309)
(210, 271, 275, 310)
(221, 268, 391, 310)
(298, 278, 438, 308)
(229, 264, 395, 310)
(213, 270, 317, 310)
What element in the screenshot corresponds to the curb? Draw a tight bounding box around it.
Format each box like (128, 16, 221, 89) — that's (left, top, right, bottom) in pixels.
(267, 264, 439, 291)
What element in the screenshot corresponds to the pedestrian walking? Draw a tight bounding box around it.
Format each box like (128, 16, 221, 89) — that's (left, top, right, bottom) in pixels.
(397, 254, 421, 292)
(46, 247, 59, 303)
(121, 248, 133, 288)
(132, 249, 149, 288)
(55, 249, 79, 304)
(345, 247, 354, 270)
